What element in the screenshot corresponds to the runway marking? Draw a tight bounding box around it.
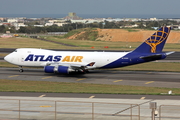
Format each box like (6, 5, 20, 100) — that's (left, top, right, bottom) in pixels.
(8, 75, 19, 78)
(39, 94, 46, 97)
(76, 78, 86, 81)
(40, 106, 52, 107)
(111, 71, 117, 73)
(42, 76, 53, 79)
(147, 72, 152, 74)
(89, 96, 95, 99)
(113, 80, 123, 83)
(140, 97, 146, 100)
(145, 81, 154, 84)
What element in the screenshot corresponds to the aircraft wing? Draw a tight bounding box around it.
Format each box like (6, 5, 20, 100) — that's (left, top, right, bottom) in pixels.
(44, 62, 96, 73)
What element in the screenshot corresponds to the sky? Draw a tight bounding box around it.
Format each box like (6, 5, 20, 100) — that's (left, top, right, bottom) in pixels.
(0, 0, 180, 17)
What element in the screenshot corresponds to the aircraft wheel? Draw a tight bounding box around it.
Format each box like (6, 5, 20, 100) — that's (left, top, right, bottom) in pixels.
(85, 70, 89, 73)
(19, 69, 23, 73)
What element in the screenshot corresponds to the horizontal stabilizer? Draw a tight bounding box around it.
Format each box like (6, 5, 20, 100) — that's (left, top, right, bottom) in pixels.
(166, 51, 175, 55)
(140, 54, 163, 60)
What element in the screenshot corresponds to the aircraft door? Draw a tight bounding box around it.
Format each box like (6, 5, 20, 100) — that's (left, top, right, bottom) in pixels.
(21, 55, 25, 62)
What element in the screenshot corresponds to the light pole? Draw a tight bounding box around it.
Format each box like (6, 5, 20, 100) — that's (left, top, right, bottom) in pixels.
(149, 102, 157, 120)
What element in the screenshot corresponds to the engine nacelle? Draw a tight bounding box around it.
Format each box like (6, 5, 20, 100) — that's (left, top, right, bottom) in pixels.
(44, 65, 71, 74)
(44, 66, 54, 73)
(57, 66, 69, 74)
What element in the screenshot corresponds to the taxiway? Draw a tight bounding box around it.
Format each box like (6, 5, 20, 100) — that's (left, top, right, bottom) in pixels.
(1, 67, 180, 88)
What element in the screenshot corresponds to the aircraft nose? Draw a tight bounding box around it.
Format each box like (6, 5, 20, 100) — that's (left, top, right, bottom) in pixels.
(4, 54, 12, 63)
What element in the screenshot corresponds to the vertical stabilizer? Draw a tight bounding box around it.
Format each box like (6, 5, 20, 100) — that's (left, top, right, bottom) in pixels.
(132, 27, 171, 53)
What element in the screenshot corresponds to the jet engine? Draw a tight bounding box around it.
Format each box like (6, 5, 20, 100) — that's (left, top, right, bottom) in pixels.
(44, 65, 73, 74)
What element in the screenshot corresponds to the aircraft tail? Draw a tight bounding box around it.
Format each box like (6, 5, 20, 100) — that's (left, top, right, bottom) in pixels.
(132, 26, 171, 53)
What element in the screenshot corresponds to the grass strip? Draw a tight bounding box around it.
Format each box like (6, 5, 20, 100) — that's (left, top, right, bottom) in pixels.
(0, 53, 8, 57)
(0, 79, 179, 95)
(1, 37, 180, 51)
(0, 62, 18, 68)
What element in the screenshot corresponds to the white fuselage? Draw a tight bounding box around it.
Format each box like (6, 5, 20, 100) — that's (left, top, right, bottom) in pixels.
(4, 48, 128, 68)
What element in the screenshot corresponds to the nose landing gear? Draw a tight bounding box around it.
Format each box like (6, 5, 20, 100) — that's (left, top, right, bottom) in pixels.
(19, 66, 24, 72)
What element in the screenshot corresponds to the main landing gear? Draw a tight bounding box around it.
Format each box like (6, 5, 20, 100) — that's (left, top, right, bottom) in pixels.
(19, 66, 24, 72)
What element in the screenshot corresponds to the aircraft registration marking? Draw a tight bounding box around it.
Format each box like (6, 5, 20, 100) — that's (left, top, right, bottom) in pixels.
(42, 76, 53, 79)
(113, 80, 123, 83)
(145, 81, 154, 84)
(8, 75, 19, 78)
(76, 78, 86, 81)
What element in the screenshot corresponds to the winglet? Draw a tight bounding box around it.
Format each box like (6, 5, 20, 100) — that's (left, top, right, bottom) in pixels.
(132, 27, 171, 53)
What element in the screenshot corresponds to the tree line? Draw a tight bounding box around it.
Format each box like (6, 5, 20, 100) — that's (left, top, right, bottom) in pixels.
(0, 20, 178, 34)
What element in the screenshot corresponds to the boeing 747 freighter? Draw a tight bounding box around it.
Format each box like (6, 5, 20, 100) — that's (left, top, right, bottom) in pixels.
(4, 27, 174, 74)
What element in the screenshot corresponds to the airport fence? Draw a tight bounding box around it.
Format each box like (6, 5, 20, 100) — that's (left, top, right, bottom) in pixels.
(159, 105, 180, 120)
(0, 98, 140, 120)
(0, 98, 180, 120)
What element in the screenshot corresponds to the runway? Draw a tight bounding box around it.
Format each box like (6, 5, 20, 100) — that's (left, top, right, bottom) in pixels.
(1, 67, 180, 88)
